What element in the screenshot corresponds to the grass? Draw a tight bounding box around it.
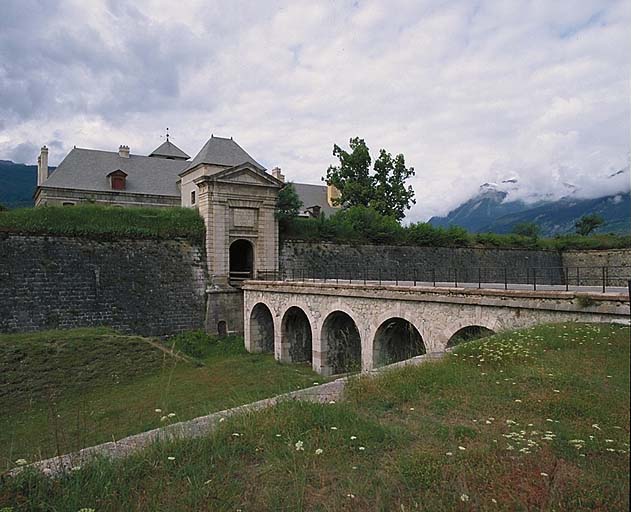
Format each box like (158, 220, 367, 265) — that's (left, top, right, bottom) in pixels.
(0, 328, 324, 471)
(1, 322, 628, 511)
(0, 205, 205, 242)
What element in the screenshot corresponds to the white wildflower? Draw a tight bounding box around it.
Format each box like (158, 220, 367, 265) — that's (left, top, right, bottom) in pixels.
(295, 440, 304, 451)
(358, 446, 366, 451)
(15, 459, 27, 466)
(458, 446, 466, 451)
(315, 448, 323, 455)
(540, 472, 548, 477)
(350, 435, 357, 440)
(460, 494, 469, 502)
(167, 456, 175, 461)
(154, 408, 162, 413)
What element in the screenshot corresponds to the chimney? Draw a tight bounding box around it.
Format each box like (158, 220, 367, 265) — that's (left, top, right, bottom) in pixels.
(271, 167, 285, 182)
(118, 145, 130, 158)
(37, 146, 49, 186)
(327, 183, 341, 207)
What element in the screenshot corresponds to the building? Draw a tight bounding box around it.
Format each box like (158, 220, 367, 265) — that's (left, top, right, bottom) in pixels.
(34, 134, 340, 216)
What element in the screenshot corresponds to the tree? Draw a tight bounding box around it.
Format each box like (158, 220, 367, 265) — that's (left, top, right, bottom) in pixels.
(324, 137, 416, 221)
(512, 222, 540, 240)
(575, 214, 604, 236)
(275, 182, 303, 230)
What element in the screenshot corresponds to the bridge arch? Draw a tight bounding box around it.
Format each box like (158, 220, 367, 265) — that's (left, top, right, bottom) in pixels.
(446, 325, 496, 348)
(249, 302, 275, 353)
(321, 310, 362, 375)
(373, 317, 426, 368)
(280, 305, 313, 364)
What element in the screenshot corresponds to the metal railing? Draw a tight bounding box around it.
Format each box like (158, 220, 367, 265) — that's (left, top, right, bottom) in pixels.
(229, 270, 252, 286)
(254, 265, 631, 293)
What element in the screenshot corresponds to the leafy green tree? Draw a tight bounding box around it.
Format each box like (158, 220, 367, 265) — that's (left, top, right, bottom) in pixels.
(325, 137, 415, 221)
(512, 222, 540, 240)
(575, 214, 604, 236)
(275, 182, 303, 230)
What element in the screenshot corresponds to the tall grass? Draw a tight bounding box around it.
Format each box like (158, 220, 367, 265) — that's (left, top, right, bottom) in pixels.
(2, 323, 628, 511)
(0, 205, 205, 242)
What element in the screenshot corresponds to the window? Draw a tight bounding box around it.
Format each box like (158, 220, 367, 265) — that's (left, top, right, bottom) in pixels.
(191, 190, 196, 205)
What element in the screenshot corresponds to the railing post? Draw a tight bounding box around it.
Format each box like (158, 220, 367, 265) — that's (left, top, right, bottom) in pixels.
(602, 266, 606, 293)
(432, 268, 436, 287)
(364, 265, 367, 285)
(533, 268, 537, 291)
(454, 268, 458, 288)
(504, 267, 508, 290)
(414, 267, 417, 286)
(378, 267, 382, 285)
(576, 267, 580, 287)
(478, 268, 481, 289)
(565, 267, 569, 292)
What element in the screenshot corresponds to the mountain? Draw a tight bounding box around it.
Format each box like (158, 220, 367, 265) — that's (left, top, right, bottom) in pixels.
(429, 178, 630, 236)
(0, 160, 56, 208)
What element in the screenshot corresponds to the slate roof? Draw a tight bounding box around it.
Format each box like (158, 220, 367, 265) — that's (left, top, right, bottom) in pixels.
(148, 140, 190, 160)
(42, 148, 187, 197)
(293, 183, 340, 217)
(184, 135, 264, 174)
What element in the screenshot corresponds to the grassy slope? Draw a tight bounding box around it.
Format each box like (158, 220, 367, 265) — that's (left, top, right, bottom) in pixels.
(2, 323, 627, 511)
(0, 329, 322, 470)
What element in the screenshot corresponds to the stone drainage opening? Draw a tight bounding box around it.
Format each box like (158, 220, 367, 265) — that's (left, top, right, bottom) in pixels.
(229, 239, 254, 285)
(282, 306, 312, 363)
(249, 303, 274, 353)
(373, 318, 425, 368)
(447, 325, 495, 348)
(322, 311, 361, 375)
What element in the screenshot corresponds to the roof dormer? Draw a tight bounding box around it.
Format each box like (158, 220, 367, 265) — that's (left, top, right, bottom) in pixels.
(107, 169, 128, 190)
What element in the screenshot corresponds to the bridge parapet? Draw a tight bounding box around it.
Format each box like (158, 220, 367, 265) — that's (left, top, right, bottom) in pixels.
(243, 280, 630, 376)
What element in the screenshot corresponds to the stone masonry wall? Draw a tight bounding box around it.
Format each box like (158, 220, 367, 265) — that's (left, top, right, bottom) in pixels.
(561, 249, 631, 286)
(0, 233, 208, 335)
(280, 241, 564, 284)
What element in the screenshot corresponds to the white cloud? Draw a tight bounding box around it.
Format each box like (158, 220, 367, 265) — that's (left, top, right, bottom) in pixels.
(0, 0, 628, 220)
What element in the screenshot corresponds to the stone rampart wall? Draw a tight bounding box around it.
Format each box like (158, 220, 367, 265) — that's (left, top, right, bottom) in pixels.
(561, 249, 631, 286)
(0, 233, 207, 335)
(280, 241, 564, 284)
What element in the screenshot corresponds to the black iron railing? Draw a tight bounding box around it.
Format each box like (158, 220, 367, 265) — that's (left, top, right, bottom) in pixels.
(253, 265, 631, 293)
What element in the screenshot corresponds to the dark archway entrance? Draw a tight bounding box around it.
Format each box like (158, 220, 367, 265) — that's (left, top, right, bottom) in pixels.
(373, 318, 425, 367)
(447, 326, 495, 348)
(229, 239, 254, 285)
(250, 303, 274, 353)
(282, 307, 312, 363)
(322, 311, 361, 374)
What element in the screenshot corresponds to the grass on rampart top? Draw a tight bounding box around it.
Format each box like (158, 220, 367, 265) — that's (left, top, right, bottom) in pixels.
(0, 205, 205, 242)
(1, 323, 628, 511)
(0, 329, 323, 470)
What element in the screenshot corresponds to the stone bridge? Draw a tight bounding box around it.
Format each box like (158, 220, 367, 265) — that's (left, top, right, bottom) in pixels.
(243, 281, 630, 376)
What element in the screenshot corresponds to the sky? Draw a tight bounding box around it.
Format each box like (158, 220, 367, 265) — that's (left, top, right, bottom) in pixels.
(0, 0, 629, 221)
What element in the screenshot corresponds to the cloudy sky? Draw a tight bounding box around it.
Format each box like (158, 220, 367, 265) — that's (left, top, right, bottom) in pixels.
(0, 0, 629, 220)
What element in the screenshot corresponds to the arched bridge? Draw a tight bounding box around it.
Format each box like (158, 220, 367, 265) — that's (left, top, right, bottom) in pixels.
(243, 281, 629, 376)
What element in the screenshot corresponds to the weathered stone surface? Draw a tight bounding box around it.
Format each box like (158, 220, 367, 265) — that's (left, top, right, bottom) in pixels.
(280, 241, 565, 283)
(562, 248, 631, 286)
(243, 281, 630, 375)
(0, 234, 208, 335)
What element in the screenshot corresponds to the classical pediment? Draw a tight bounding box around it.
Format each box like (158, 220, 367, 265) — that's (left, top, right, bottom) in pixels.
(196, 163, 283, 188)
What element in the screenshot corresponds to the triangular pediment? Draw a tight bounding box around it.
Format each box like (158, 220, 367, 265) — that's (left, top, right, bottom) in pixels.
(207, 163, 284, 188)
